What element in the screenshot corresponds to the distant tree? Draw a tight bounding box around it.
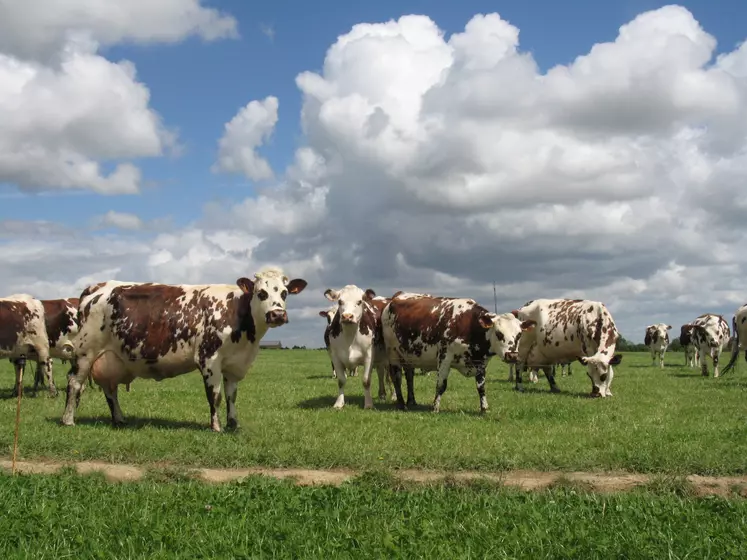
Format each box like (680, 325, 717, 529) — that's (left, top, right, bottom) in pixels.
(616, 336, 647, 352)
(669, 338, 683, 352)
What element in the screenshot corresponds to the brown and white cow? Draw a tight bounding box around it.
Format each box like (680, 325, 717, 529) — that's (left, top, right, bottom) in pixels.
(721, 304, 747, 375)
(322, 285, 391, 410)
(679, 324, 699, 367)
(511, 299, 623, 398)
(319, 305, 358, 379)
(1, 294, 51, 397)
(644, 323, 672, 369)
(382, 292, 535, 413)
(61, 268, 307, 431)
(689, 313, 731, 377)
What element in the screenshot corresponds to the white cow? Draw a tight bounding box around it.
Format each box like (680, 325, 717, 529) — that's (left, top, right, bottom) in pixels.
(323, 285, 387, 410)
(644, 323, 672, 369)
(512, 298, 622, 398)
(689, 313, 731, 378)
(319, 306, 359, 379)
(1, 294, 51, 396)
(679, 324, 699, 368)
(722, 304, 747, 375)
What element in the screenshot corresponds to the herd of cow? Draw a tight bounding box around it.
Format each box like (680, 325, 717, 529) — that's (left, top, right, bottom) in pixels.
(1, 267, 746, 432)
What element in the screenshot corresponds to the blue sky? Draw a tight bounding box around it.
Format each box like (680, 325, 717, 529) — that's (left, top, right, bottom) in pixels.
(3, 0, 746, 229)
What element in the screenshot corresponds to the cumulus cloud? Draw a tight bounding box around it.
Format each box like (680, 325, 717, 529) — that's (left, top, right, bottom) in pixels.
(213, 96, 279, 181)
(92, 211, 145, 231)
(0, 1, 236, 195)
(0, 0, 238, 63)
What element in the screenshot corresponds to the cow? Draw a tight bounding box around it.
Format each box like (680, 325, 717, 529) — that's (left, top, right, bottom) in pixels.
(322, 285, 393, 410)
(689, 313, 731, 377)
(644, 323, 672, 369)
(319, 306, 358, 379)
(722, 304, 747, 375)
(679, 324, 699, 367)
(1, 294, 51, 397)
(381, 292, 535, 413)
(508, 361, 570, 383)
(511, 299, 623, 398)
(61, 267, 307, 431)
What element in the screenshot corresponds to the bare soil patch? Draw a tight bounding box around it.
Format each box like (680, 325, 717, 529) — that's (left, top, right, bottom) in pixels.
(2, 458, 746, 497)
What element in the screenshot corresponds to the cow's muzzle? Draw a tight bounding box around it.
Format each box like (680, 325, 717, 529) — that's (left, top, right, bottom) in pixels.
(341, 313, 356, 324)
(503, 352, 519, 363)
(266, 310, 288, 326)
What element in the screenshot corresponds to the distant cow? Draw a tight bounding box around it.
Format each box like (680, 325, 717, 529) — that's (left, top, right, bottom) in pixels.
(382, 292, 535, 413)
(690, 313, 731, 377)
(322, 285, 390, 409)
(512, 299, 622, 398)
(679, 324, 699, 367)
(644, 323, 672, 369)
(319, 306, 358, 379)
(1, 294, 51, 396)
(722, 304, 747, 375)
(62, 268, 307, 431)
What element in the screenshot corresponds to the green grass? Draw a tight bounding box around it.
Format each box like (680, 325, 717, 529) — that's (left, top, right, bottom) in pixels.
(2, 351, 747, 475)
(2, 471, 746, 559)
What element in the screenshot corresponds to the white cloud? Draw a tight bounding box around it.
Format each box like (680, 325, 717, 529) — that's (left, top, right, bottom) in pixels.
(92, 211, 145, 231)
(213, 96, 279, 181)
(0, 1, 237, 195)
(260, 24, 275, 42)
(0, 0, 238, 63)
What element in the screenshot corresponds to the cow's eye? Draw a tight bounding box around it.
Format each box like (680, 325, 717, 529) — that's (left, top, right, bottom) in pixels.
(357, 300, 362, 306)
(258, 290, 269, 301)
(281, 290, 288, 300)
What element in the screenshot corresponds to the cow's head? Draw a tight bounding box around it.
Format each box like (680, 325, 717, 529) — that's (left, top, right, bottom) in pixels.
(679, 324, 694, 346)
(237, 268, 307, 327)
(324, 285, 375, 326)
(478, 311, 536, 363)
(578, 353, 623, 380)
(318, 306, 337, 325)
(646, 323, 671, 345)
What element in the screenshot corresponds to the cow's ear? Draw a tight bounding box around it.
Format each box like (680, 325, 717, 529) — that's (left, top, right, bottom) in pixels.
(609, 354, 623, 365)
(318, 310, 328, 318)
(510, 309, 520, 318)
(364, 289, 376, 301)
(478, 313, 495, 330)
(578, 356, 589, 365)
(286, 279, 307, 294)
(324, 289, 339, 302)
(237, 278, 254, 294)
(667, 325, 672, 330)
(520, 319, 536, 331)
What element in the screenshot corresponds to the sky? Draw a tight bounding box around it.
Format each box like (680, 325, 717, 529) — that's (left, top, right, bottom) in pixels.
(1, 0, 747, 348)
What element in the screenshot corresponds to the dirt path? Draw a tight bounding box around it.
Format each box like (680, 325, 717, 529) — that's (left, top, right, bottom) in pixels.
(2, 458, 746, 497)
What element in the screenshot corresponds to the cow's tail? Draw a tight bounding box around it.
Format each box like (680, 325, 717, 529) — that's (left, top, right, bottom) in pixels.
(721, 315, 739, 376)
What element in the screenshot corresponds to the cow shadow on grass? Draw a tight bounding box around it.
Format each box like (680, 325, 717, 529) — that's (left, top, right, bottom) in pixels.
(296, 394, 433, 413)
(43, 415, 210, 432)
(0, 387, 57, 400)
(508, 386, 596, 399)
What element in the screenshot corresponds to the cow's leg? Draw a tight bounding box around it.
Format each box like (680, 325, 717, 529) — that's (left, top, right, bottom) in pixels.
(332, 355, 348, 410)
(404, 366, 417, 408)
(699, 346, 709, 377)
(62, 354, 94, 426)
(602, 366, 614, 397)
(101, 384, 125, 426)
(543, 366, 561, 393)
(529, 369, 538, 383)
(13, 355, 26, 399)
(31, 360, 43, 396)
(43, 356, 56, 397)
(659, 350, 665, 369)
(389, 365, 406, 410)
(360, 353, 375, 410)
(200, 366, 223, 432)
(432, 356, 452, 413)
(475, 363, 488, 413)
(376, 363, 387, 401)
(514, 362, 525, 392)
(223, 377, 239, 430)
(585, 367, 602, 398)
(508, 363, 515, 382)
(712, 349, 720, 378)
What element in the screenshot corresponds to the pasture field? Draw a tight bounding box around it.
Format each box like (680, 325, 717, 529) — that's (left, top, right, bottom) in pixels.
(2, 470, 747, 559)
(1, 350, 746, 475)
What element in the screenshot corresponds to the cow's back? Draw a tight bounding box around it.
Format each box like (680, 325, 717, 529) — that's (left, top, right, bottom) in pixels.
(692, 314, 730, 347)
(42, 298, 80, 353)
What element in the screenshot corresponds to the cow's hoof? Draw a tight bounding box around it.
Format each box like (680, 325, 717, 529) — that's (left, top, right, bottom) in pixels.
(406, 400, 417, 408)
(60, 419, 75, 427)
(550, 386, 561, 394)
(112, 420, 128, 429)
(479, 408, 488, 415)
(48, 390, 58, 399)
(514, 386, 524, 393)
(589, 392, 601, 399)
(226, 419, 239, 431)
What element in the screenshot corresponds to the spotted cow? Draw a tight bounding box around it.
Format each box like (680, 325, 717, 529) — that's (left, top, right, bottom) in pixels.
(319, 306, 359, 379)
(61, 268, 307, 431)
(679, 324, 699, 368)
(689, 313, 731, 378)
(511, 299, 622, 398)
(722, 304, 747, 375)
(1, 294, 51, 397)
(382, 292, 535, 413)
(644, 323, 672, 369)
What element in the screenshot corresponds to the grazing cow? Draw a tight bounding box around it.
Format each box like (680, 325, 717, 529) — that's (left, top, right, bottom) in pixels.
(644, 323, 672, 369)
(690, 313, 731, 377)
(1, 294, 51, 396)
(319, 306, 359, 379)
(722, 304, 747, 375)
(322, 285, 390, 409)
(382, 292, 535, 413)
(511, 299, 623, 398)
(61, 268, 307, 431)
(679, 324, 699, 367)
